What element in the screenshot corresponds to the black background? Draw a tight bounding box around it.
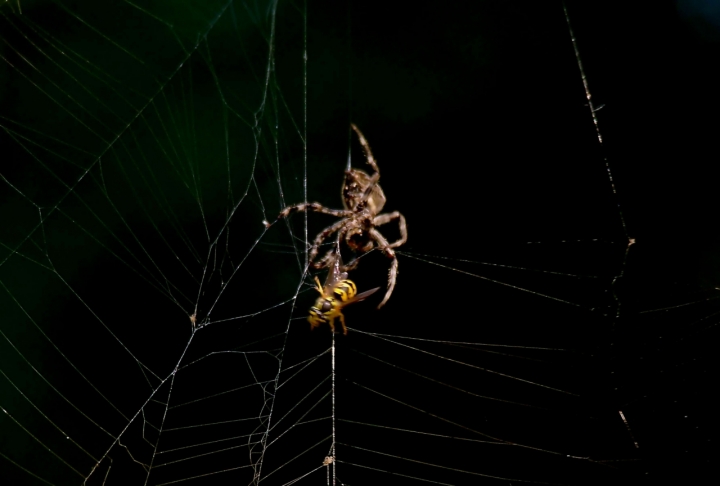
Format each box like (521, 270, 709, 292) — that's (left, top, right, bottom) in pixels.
(1, 1, 719, 485)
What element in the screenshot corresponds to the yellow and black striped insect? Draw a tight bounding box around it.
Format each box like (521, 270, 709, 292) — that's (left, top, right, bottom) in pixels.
(308, 253, 379, 335)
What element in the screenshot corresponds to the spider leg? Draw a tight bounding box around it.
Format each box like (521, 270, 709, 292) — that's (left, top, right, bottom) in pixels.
(351, 124, 380, 175)
(349, 124, 384, 210)
(342, 241, 373, 271)
(311, 223, 351, 269)
(314, 247, 337, 270)
(381, 257, 398, 309)
(369, 228, 398, 309)
(277, 202, 353, 220)
(373, 211, 407, 249)
(342, 257, 361, 271)
(308, 219, 348, 267)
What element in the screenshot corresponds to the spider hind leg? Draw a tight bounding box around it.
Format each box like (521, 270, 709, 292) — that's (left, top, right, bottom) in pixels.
(373, 211, 408, 249)
(369, 228, 399, 308)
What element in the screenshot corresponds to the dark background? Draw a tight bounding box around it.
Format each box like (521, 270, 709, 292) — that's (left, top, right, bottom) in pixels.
(1, 0, 719, 484)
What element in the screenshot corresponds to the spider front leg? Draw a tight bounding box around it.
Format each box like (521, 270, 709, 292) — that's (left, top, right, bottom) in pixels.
(308, 219, 349, 267)
(314, 247, 339, 270)
(274, 202, 352, 222)
(339, 256, 361, 272)
(313, 225, 359, 270)
(351, 123, 380, 175)
(369, 228, 399, 309)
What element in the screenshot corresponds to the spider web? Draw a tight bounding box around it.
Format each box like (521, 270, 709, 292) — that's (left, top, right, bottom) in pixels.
(1, 1, 717, 485)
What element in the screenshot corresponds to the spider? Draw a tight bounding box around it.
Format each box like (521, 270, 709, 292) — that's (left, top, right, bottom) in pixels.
(271, 124, 407, 308)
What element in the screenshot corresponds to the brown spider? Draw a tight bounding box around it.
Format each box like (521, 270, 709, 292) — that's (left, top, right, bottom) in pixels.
(270, 124, 407, 308)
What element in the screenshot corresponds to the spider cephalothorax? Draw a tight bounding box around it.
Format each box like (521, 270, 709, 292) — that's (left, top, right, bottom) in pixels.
(271, 124, 407, 308)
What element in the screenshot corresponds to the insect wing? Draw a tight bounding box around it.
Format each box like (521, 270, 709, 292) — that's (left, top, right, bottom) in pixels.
(322, 252, 348, 293)
(338, 286, 381, 308)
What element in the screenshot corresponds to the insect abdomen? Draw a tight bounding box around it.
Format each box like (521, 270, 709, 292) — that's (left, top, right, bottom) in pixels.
(333, 280, 357, 302)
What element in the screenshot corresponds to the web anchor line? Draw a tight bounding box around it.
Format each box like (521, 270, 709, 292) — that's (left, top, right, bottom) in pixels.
(618, 410, 640, 449)
(562, 2, 628, 241)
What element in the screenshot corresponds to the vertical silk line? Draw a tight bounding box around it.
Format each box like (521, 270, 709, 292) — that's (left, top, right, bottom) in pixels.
(346, 0, 353, 171)
(562, 2, 629, 240)
(254, 5, 283, 483)
(331, 332, 337, 486)
(303, 0, 309, 270)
